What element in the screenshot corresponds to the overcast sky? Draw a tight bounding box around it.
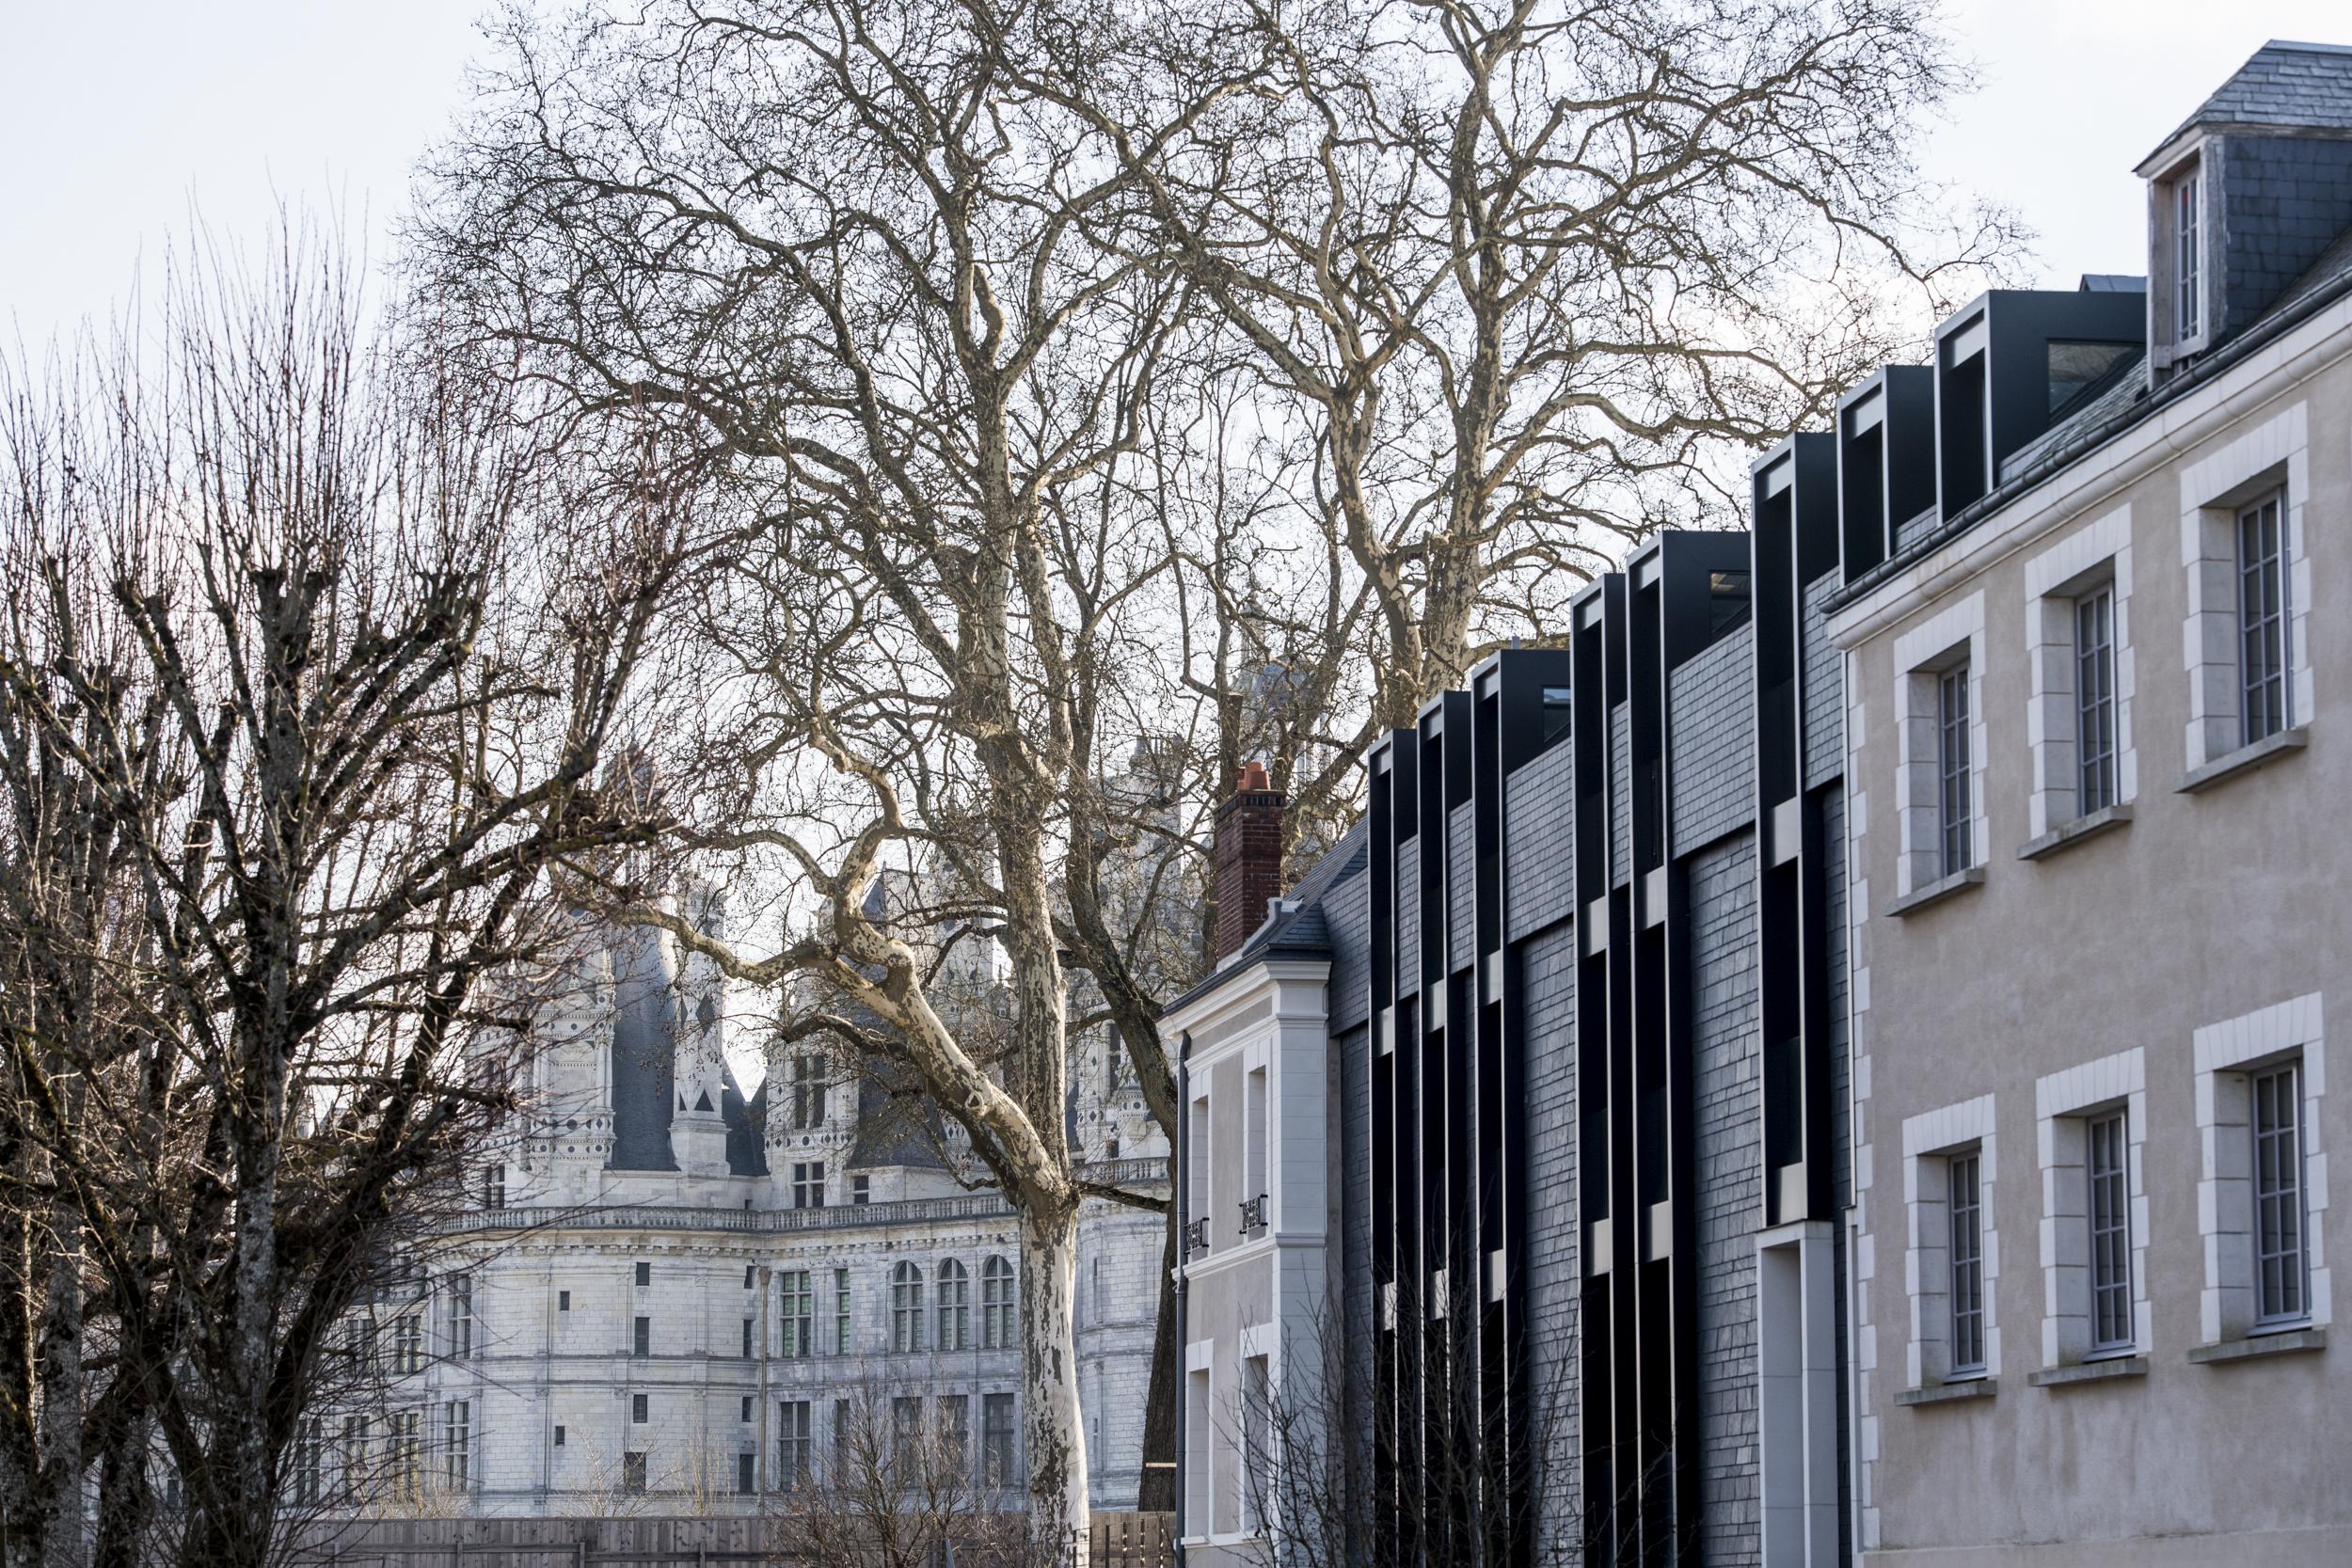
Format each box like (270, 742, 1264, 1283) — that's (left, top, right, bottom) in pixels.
(4, 0, 2347, 354)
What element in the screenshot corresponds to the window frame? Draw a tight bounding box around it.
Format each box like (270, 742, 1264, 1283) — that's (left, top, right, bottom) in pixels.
(1947, 1148, 1987, 1377)
(2074, 587, 2119, 816)
(2235, 488, 2292, 747)
(2252, 1060, 2310, 1327)
(890, 1261, 926, 1354)
(980, 1256, 1016, 1350)
(936, 1258, 971, 1352)
(2086, 1109, 2133, 1354)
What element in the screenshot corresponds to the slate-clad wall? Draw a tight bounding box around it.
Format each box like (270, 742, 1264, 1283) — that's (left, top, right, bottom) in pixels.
(1803, 572, 1846, 790)
(1449, 801, 1476, 970)
(1504, 743, 1575, 942)
(1611, 701, 1632, 886)
(1691, 832, 1763, 1567)
(1669, 626, 1756, 854)
(1518, 920, 1581, 1544)
(1326, 865, 1372, 1037)
(2220, 135, 2352, 335)
(1396, 838, 1420, 991)
(1895, 506, 1939, 554)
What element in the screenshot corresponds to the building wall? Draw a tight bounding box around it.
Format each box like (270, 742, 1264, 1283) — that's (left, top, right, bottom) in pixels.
(1837, 299, 2352, 1562)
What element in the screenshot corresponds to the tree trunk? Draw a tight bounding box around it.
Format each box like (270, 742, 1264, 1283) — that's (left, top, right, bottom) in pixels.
(1021, 1202, 1090, 1567)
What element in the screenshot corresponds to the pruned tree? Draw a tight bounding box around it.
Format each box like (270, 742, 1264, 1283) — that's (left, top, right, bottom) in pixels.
(0, 226, 692, 1568)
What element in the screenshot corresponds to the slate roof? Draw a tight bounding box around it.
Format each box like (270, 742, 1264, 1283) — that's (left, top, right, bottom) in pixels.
(2147, 40, 2352, 161)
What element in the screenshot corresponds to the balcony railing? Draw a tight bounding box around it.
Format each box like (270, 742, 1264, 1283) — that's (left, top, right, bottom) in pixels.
(436, 1158, 1168, 1240)
(1238, 1193, 1268, 1238)
(1183, 1217, 1212, 1258)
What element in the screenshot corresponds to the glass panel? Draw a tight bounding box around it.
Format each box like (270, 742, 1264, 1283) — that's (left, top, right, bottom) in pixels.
(1948, 1151, 1985, 1373)
(2252, 1064, 2306, 1323)
(2074, 589, 2118, 814)
(2237, 493, 2290, 745)
(2088, 1112, 2132, 1351)
(1938, 666, 1973, 875)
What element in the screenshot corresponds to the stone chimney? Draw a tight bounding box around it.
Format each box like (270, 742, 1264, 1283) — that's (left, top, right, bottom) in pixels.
(1212, 761, 1287, 962)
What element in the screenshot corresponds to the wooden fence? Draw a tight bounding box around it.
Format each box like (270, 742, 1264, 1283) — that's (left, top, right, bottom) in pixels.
(284, 1513, 1174, 1568)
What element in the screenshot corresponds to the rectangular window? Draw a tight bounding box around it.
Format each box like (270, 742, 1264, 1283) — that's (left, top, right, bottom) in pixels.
(737, 1451, 755, 1496)
(745, 1265, 756, 1290)
(444, 1401, 470, 1489)
(634, 1261, 650, 1289)
(742, 1317, 756, 1359)
(1937, 665, 1972, 875)
(295, 1418, 323, 1506)
(632, 1316, 650, 1358)
(740, 1395, 754, 1423)
(554, 1424, 565, 1448)
(341, 1416, 370, 1501)
(779, 1270, 814, 1357)
(778, 1400, 812, 1492)
(939, 1394, 969, 1472)
(558, 1290, 570, 1312)
(483, 1165, 505, 1210)
(1243, 1065, 1268, 1236)
(792, 1162, 826, 1210)
(2074, 587, 2118, 814)
(632, 1393, 648, 1425)
(834, 1268, 852, 1355)
(2237, 491, 2290, 745)
(622, 1451, 647, 1495)
(389, 1410, 421, 1500)
(850, 1174, 870, 1206)
(2088, 1111, 2133, 1352)
(982, 1392, 1017, 1487)
(1948, 1150, 1986, 1374)
(790, 1053, 823, 1131)
(448, 1275, 474, 1361)
(2253, 1062, 2308, 1324)
(2176, 169, 2201, 341)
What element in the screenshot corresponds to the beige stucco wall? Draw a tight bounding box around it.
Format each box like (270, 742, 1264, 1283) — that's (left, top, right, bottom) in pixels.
(1835, 310, 2352, 1562)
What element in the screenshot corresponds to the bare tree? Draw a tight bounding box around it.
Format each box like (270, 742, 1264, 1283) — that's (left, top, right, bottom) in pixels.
(410, 0, 1229, 1552)
(771, 1375, 1046, 1568)
(1026, 0, 2020, 832)
(0, 226, 691, 1568)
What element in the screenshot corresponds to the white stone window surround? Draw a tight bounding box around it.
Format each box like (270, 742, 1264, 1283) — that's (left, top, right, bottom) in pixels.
(1901, 1094, 2000, 1386)
(1890, 592, 1989, 896)
(2178, 401, 2312, 769)
(2195, 992, 2330, 1343)
(2023, 505, 2137, 836)
(2035, 1048, 2151, 1368)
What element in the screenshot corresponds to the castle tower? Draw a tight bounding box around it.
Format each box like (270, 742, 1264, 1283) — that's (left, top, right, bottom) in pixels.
(668, 883, 734, 1179)
(532, 934, 617, 1203)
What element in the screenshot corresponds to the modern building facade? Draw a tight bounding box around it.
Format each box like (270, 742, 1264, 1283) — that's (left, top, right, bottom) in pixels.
(1168, 523, 1854, 1568)
(1170, 38, 2352, 1568)
(1827, 40, 2352, 1567)
(319, 902, 1168, 1519)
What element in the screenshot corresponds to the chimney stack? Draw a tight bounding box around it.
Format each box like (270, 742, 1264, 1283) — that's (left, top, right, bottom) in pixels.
(1212, 761, 1287, 962)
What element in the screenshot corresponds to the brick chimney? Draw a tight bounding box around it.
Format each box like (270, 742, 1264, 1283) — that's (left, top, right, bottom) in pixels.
(1212, 761, 1287, 962)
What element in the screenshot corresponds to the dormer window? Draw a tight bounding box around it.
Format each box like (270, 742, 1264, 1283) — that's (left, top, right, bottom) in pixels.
(2174, 161, 2201, 342)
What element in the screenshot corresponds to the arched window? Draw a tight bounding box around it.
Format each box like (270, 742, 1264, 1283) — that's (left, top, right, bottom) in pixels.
(890, 1261, 925, 1354)
(980, 1256, 1016, 1350)
(936, 1259, 971, 1352)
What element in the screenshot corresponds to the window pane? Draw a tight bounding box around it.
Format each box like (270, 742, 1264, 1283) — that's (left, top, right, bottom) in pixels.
(2252, 1064, 2306, 1323)
(2074, 589, 2118, 814)
(1938, 666, 1973, 875)
(2237, 494, 2290, 746)
(2088, 1112, 2132, 1351)
(1948, 1151, 1985, 1373)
